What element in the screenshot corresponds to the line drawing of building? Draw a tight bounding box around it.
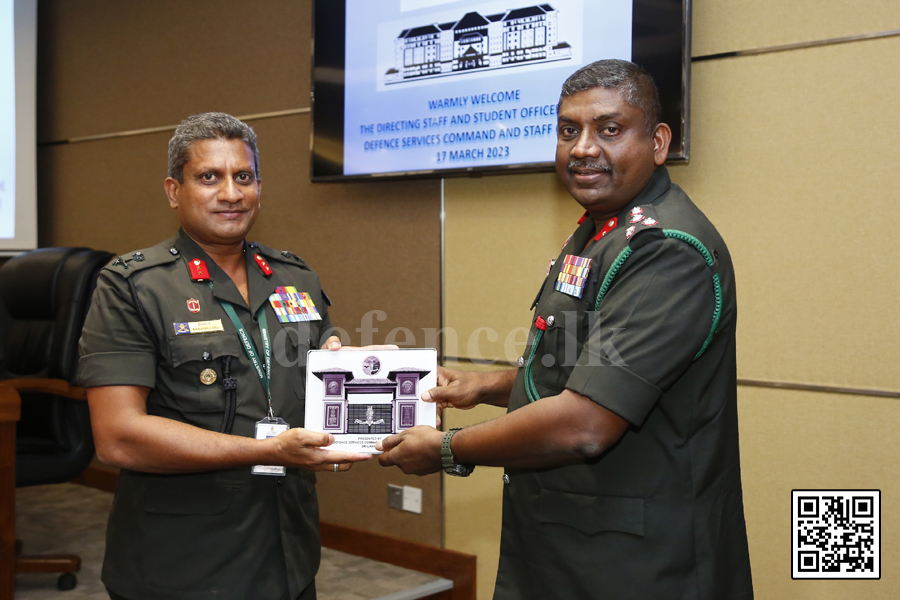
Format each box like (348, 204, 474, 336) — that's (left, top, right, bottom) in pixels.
(384, 4, 572, 84)
(312, 365, 432, 434)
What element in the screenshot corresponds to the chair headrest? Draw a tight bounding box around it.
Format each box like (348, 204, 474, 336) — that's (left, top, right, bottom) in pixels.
(0, 248, 79, 320)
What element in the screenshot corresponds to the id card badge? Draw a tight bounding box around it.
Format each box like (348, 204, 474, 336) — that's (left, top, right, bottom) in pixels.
(252, 417, 290, 476)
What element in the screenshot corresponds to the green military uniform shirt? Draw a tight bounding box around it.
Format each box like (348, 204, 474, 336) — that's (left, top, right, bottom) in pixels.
(495, 167, 753, 599)
(77, 228, 334, 600)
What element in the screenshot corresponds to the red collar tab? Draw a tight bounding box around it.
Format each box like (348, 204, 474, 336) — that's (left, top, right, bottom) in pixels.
(593, 217, 619, 241)
(577, 211, 589, 225)
(535, 316, 547, 331)
(188, 258, 211, 282)
(254, 254, 274, 276)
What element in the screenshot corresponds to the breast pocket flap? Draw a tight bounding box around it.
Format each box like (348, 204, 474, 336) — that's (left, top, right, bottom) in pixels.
(167, 332, 241, 368)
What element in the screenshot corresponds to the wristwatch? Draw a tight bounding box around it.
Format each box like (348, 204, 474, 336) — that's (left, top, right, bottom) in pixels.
(441, 428, 475, 477)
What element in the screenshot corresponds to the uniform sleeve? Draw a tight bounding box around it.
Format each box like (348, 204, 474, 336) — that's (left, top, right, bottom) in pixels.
(565, 237, 715, 426)
(76, 270, 158, 388)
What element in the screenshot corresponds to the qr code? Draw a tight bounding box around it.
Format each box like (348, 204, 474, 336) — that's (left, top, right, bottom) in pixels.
(792, 490, 880, 579)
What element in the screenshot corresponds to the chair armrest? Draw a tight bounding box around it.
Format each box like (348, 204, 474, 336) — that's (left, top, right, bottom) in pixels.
(0, 386, 20, 424)
(1, 379, 87, 401)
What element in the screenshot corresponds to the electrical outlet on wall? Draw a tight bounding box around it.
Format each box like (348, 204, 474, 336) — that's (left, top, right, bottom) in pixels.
(402, 485, 422, 514)
(387, 484, 404, 510)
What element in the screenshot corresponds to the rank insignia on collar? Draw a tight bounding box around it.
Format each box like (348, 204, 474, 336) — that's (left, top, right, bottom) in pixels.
(254, 254, 274, 276)
(631, 213, 645, 223)
(593, 217, 618, 241)
(268, 286, 322, 323)
(187, 298, 200, 314)
(626, 225, 637, 239)
(631, 207, 643, 216)
(189, 258, 211, 281)
(555, 254, 593, 298)
(642, 217, 658, 226)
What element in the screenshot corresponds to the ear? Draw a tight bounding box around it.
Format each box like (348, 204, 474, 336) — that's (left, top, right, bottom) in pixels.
(652, 123, 672, 166)
(164, 177, 179, 209)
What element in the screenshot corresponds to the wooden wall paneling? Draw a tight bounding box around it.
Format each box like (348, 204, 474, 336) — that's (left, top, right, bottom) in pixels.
(37, 0, 313, 142)
(37, 132, 178, 252)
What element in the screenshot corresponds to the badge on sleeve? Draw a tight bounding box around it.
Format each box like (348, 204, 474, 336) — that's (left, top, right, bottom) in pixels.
(267, 286, 323, 323)
(252, 417, 290, 476)
(555, 254, 593, 298)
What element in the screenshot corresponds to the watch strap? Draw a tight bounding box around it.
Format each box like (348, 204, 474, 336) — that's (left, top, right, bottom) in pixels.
(441, 428, 462, 469)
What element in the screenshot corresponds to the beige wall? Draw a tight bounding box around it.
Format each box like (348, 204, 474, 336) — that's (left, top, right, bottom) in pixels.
(443, 2, 900, 598)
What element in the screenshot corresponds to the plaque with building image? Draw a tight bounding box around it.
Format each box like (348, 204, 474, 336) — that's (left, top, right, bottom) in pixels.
(305, 348, 438, 453)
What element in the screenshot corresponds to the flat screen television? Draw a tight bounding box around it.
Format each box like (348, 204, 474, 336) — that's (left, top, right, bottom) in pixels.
(312, 0, 691, 181)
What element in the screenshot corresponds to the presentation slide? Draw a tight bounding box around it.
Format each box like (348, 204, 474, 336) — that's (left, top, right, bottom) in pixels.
(0, 0, 15, 239)
(343, 0, 631, 176)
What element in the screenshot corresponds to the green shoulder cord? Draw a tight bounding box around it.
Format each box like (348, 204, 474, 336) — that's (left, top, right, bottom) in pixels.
(524, 229, 723, 404)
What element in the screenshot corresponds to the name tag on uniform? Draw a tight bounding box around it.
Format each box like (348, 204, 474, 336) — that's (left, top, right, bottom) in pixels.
(555, 255, 593, 298)
(173, 319, 225, 335)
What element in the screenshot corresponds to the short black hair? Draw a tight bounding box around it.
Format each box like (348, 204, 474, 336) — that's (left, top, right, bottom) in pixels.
(167, 112, 259, 183)
(559, 59, 661, 136)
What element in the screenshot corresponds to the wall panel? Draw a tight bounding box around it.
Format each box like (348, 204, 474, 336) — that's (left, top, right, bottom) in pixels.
(669, 35, 900, 391)
(693, 0, 900, 56)
(739, 387, 898, 599)
(37, 0, 313, 142)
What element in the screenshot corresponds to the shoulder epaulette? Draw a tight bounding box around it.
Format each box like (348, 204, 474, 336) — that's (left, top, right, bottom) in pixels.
(250, 242, 311, 270)
(105, 242, 179, 278)
(624, 205, 663, 248)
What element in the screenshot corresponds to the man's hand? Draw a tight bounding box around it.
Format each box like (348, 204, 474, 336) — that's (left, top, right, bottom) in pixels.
(422, 368, 515, 425)
(323, 335, 399, 352)
(422, 367, 486, 412)
(267, 428, 370, 472)
(375, 426, 444, 475)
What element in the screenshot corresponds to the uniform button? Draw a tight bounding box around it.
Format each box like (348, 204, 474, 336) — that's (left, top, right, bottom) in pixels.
(503, 474, 510, 484)
(169, 247, 179, 255)
(517, 357, 525, 368)
(546, 315, 555, 327)
(202, 351, 212, 361)
(248, 242, 259, 249)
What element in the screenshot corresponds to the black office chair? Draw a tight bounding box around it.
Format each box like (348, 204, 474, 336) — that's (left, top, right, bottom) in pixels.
(0, 247, 114, 592)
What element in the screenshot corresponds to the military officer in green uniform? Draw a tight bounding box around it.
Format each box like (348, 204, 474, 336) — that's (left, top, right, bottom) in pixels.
(77, 112, 371, 600)
(377, 60, 754, 599)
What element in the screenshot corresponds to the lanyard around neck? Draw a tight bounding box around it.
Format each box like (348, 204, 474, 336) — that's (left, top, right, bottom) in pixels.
(208, 282, 275, 420)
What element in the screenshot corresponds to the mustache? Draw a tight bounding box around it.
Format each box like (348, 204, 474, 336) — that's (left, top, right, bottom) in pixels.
(567, 158, 612, 173)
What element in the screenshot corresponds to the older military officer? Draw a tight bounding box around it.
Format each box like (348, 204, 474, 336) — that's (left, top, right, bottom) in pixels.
(78, 112, 370, 600)
(377, 61, 754, 599)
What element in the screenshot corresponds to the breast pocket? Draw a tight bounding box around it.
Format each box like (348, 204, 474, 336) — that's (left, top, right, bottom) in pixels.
(271, 321, 316, 401)
(532, 291, 591, 395)
(166, 332, 242, 413)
